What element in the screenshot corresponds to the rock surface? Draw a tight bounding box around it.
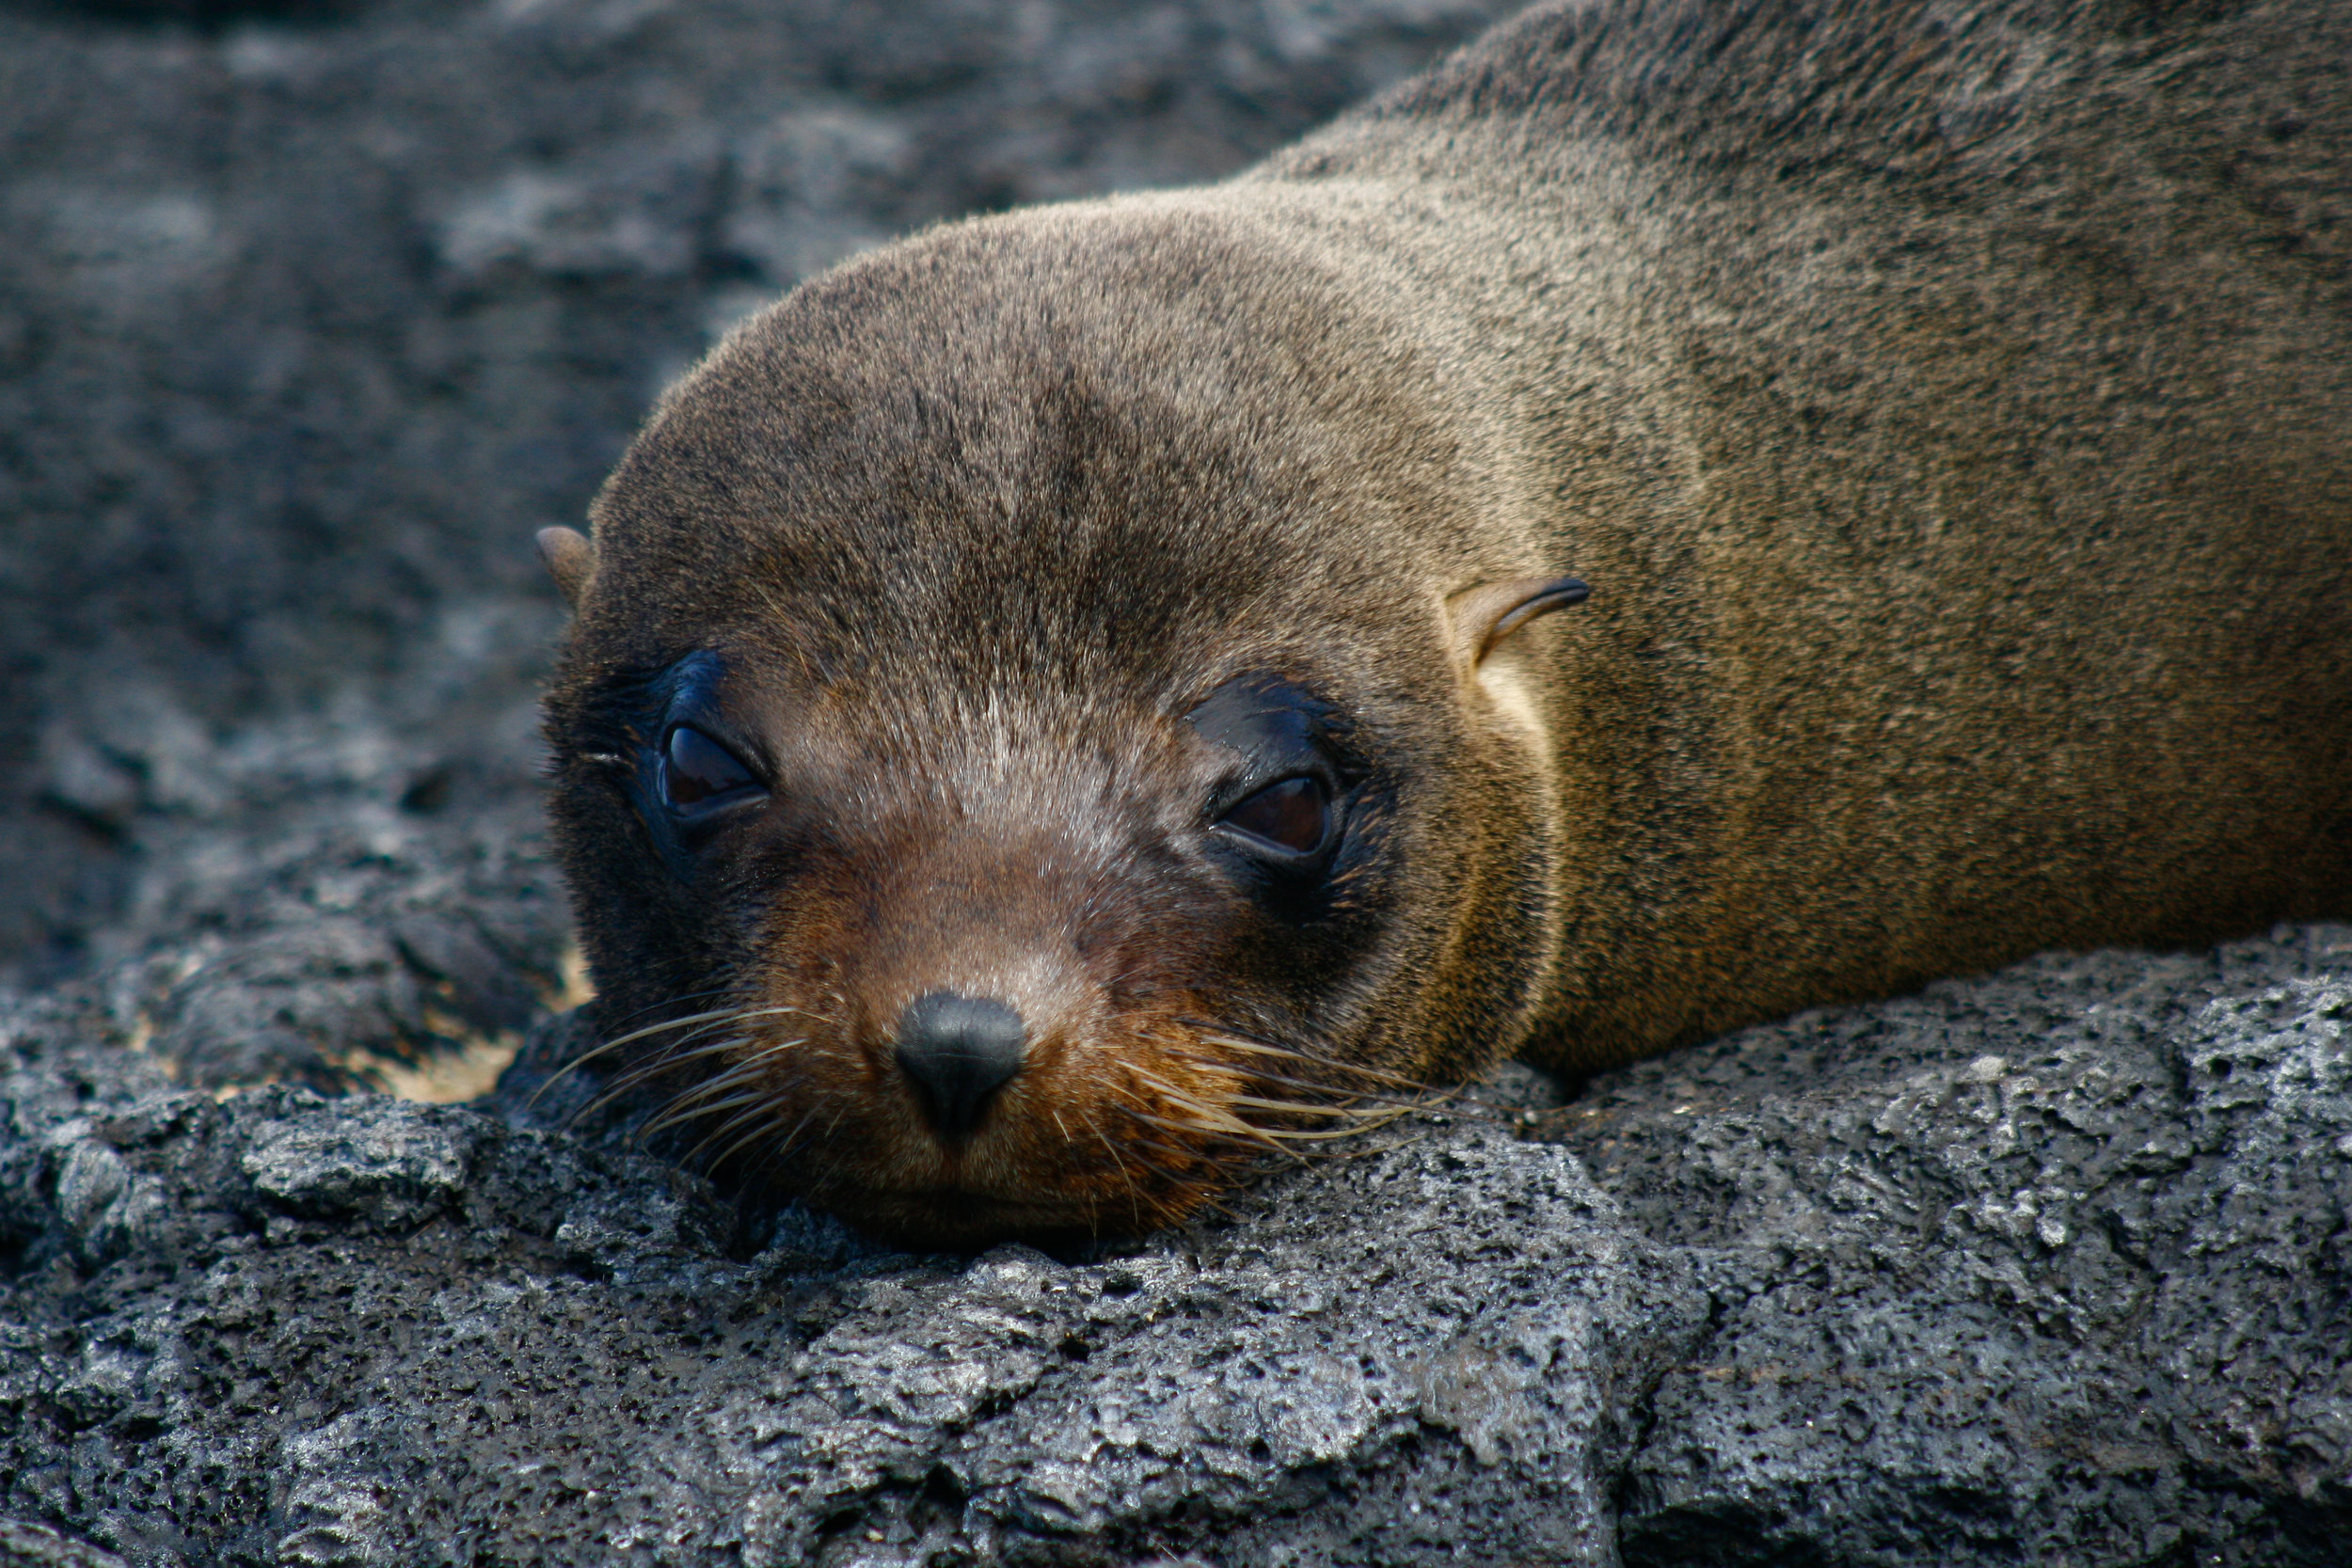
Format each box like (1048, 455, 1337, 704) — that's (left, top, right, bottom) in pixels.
(5, 930, 2348, 1564)
(2, 1000, 1706, 1566)
(1560, 929, 2352, 1567)
(2, 0, 2348, 1563)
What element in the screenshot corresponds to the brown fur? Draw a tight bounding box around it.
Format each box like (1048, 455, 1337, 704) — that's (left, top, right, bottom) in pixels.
(542, 0, 2352, 1243)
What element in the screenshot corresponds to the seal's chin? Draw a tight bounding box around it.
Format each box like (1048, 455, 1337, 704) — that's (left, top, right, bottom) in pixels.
(836, 1184, 1158, 1251)
(776, 1141, 1218, 1249)
(800, 1101, 1237, 1248)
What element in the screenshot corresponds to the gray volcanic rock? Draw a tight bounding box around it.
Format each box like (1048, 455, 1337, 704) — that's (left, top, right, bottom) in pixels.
(4, 929, 2348, 1564)
(1, 987, 1706, 1566)
(1550, 927, 2352, 1568)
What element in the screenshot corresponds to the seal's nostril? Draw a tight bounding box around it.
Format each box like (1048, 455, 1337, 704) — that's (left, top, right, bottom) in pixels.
(894, 990, 1027, 1138)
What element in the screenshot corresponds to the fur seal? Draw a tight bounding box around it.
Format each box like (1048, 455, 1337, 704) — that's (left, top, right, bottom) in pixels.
(537, 0, 2352, 1244)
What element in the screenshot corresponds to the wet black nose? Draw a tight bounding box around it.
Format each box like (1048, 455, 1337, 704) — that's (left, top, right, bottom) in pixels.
(894, 990, 1027, 1137)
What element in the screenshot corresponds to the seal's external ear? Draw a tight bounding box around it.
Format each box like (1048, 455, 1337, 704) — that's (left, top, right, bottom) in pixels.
(1448, 575, 1590, 667)
(535, 527, 596, 610)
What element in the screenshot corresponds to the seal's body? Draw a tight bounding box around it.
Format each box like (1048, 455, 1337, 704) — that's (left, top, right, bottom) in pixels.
(541, 0, 2352, 1243)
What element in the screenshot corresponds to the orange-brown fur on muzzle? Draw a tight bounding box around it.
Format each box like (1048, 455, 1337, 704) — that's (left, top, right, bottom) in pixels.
(701, 753, 1260, 1243)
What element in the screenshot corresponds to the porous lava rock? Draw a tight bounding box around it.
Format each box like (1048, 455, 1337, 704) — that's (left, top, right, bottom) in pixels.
(4, 930, 2347, 1563)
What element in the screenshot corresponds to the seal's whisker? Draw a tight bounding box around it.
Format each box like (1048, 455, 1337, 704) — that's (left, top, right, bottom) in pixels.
(1201, 1103, 1415, 1144)
(635, 1032, 796, 1073)
(1129, 1064, 1408, 1149)
(619, 1002, 814, 1048)
(640, 1087, 772, 1143)
(1162, 1048, 1411, 1100)
(1084, 1110, 1150, 1231)
(1124, 1100, 1327, 1170)
(1208, 1047, 1424, 1093)
(640, 1060, 795, 1123)
(1196, 1035, 1417, 1085)
(636, 1069, 769, 1126)
(1101, 1069, 1272, 1150)
(1120, 1134, 1211, 1168)
(591, 984, 735, 1034)
(572, 1032, 753, 1124)
(1160, 1049, 1438, 1110)
(530, 1026, 700, 1109)
(687, 1101, 803, 1171)
(556, 1005, 755, 1066)
(596, 1031, 749, 1091)
(1168, 1045, 1498, 1132)
(531, 1003, 815, 1106)
(1122, 1138, 1255, 1191)
(766, 1107, 823, 1169)
(1182, 1024, 1427, 1091)
(536, 987, 745, 1094)
(646, 1107, 770, 1164)
(568, 1016, 818, 1129)
(704, 1116, 789, 1175)
(1120, 1068, 1282, 1146)
(1123, 1107, 1302, 1162)
(724, 1107, 822, 1188)
(643, 1037, 806, 1104)
(1221, 1091, 1409, 1121)
(1178, 1015, 1331, 1052)
(672, 1106, 766, 1169)
(1247, 1121, 1411, 1144)
(582, 1061, 755, 1131)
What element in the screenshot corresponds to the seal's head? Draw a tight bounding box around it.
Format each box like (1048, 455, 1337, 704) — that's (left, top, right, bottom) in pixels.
(540, 199, 1585, 1244)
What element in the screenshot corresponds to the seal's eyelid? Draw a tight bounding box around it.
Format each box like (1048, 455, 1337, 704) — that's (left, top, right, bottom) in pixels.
(1208, 740, 1331, 822)
(661, 647, 731, 709)
(1184, 674, 1342, 759)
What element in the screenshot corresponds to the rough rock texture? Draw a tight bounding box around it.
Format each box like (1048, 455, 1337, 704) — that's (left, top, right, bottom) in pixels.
(1556, 928, 2352, 1567)
(2, 999, 1706, 1565)
(3, 0, 2349, 1562)
(5, 930, 2347, 1564)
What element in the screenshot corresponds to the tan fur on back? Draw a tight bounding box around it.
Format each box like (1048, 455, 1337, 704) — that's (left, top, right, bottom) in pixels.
(1242, 0, 2352, 1067)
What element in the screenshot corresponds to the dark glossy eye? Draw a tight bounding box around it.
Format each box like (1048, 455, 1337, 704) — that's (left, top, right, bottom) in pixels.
(661, 725, 758, 810)
(1218, 775, 1329, 855)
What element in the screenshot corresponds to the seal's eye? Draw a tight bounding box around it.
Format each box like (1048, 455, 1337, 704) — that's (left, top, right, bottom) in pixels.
(1218, 775, 1329, 855)
(660, 725, 758, 810)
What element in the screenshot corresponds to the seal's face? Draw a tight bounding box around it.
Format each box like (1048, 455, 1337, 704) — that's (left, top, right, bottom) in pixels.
(556, 647, 1409, 1242)
(541, 206, 1578, 1243)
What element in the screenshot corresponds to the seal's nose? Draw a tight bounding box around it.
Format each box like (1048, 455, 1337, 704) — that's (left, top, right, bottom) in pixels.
(894, 990, 1027, 1137)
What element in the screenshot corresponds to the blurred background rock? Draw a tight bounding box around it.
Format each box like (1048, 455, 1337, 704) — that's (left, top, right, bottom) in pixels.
(0, 0, 1519, 1083)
